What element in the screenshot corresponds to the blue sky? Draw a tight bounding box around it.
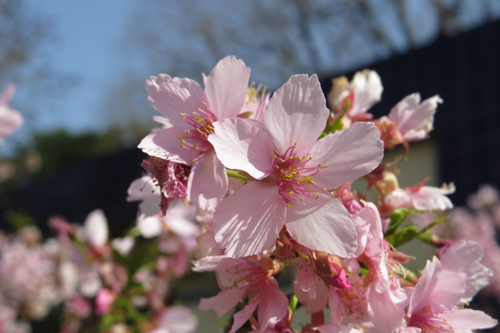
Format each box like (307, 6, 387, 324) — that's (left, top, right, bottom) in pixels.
(23, 0, 133, 132)
(3, 0, 499, 157)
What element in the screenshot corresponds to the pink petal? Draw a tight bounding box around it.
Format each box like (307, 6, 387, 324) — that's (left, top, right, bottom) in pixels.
(412, 185, 454, 211)
(367, 286, 407, 333)
(264, 74, 329, 156)
(286, 189, 357, 257)
(408, 258, 440, 315)
(137, 214, 162, 238)
(146, 74, 208, 129)
(216, 259, 255, 289)
(0, 107, 23, 139)
(0, 83, 15, 105)
(430, 269, 465, 311)
(349, 69, 383, 116)
(205, 56, 251, 120)
(208, 118, 275, 179)
(187, 149, 228, 211)
(198, 287, 246, 317)
(164, 200, 199, 237)
(229, 298, 259, 333)
(388, 94, 441, 140)
(83, 209, 108, 247)
(384, 189, 413, 209)
(440, 240, 484, 274)
(213, 181, 286, 258)
(127, 176, 159, 201)
(192, 255, 227, 272)
(257, 281, 288, 329)
(440, 240, 492, 300)
(157, 307, 198, 333)
(310, 121, 383, 190)
(294, 268, 329, 314)
(409, 257, 464, 315)
(444, 308, 497, 330)
(138, 128, 200, 165)
(138, 196, 162, 217)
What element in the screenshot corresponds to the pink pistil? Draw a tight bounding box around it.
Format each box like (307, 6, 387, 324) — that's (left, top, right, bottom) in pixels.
(272, 143, 327, 207)
(178, 102, 217, 161)
(409, 309, 455, 333)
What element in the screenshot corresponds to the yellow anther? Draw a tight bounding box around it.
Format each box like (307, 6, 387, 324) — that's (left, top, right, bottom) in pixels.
(299, 198, 303, 201)
(286, 204, 290, 207)
(324, 164, 328, 167)
(302, 203, 306, 206)
(323, 188, 327, 191)
(288, 191, 293, 195)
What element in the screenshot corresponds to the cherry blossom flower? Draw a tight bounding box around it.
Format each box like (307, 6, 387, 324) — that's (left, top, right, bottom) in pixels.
(139, 56, 251, 210)
(356, 203, 409, 332)
(83, 209, 109, 249)
(327, 69, 383, 123)
(439, 240, 492, 302)
(402, 256, 497, 332)
(0, 84, 23, 143)
(194, 256, 288, 333)
(140, 157, 189, 214)
(95, 288, 116, 315)
(375, 93, 442, 150)
(208, 74, 383, 258)
(149, 306, 198, 333)
(385, 180, 455, 211)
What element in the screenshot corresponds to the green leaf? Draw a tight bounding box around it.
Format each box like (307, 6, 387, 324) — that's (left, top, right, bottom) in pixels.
(4, 210, 34, 229)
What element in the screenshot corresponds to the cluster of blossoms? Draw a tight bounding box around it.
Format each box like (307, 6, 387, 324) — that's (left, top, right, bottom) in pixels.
(0, 85, 198, 333)
(0, 210, 199, 333)
(444, 184, 500, 299)
(1, 56, 499, 332)
(136, 56, 498, 332)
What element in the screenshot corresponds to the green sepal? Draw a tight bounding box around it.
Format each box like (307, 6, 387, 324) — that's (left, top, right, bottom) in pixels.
(386, 225, 421, 248)
(226, 169, 249, 183)
(288, 294, 299, 313)
(384, 208, 420, 238)
(238, 111, 254, 119)
(320, 98, 350, 138)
